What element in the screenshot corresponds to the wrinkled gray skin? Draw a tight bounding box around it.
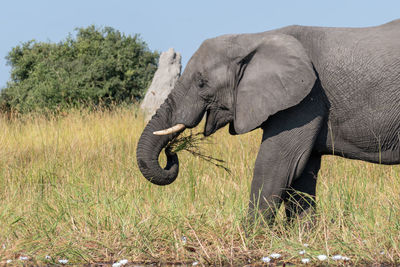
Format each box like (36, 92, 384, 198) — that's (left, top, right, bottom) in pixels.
(137, 20, 400, 223)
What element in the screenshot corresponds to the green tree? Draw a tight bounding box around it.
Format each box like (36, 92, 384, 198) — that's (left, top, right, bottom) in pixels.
(1, 25, 158, 113)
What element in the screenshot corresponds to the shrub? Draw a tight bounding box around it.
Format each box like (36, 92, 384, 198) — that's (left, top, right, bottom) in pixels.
(1, 25, 159, 113)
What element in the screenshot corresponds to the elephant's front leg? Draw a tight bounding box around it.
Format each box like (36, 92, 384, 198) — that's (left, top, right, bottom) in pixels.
(247, 105, 325, 225)
(284, 153, 321, 223)
(248, 138, 293, 224)
(248, 137, 320, 225)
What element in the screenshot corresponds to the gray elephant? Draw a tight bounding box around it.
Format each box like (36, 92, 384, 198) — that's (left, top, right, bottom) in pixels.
(137, 19, 400, 223)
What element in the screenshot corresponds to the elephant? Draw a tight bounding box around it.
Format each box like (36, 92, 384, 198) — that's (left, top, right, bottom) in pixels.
(136, 19, 400, 224)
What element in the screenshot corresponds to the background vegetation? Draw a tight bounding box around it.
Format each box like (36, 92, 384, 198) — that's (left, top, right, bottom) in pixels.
(0, 26, 158, 113)
(0, 109, 398, 265)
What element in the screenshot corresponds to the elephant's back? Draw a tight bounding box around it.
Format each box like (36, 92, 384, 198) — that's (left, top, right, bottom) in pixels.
(281, 20, 400, 63)
(282, 22, 399, 97)
(315, 23, 400, 90)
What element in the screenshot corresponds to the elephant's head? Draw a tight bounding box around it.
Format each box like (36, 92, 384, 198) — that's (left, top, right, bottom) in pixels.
(136, 33, 316, 185)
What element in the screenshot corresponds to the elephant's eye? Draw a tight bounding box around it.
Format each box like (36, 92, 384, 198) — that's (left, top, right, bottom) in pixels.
(196, 72, 207, 88)
(198, 78, 206, 88)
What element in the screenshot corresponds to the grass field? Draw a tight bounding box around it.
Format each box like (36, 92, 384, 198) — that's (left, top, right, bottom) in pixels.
(0, 107, 399, 266)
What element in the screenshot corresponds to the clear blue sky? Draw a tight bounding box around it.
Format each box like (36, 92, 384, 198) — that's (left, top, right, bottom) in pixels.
(1, 0, 399, 89)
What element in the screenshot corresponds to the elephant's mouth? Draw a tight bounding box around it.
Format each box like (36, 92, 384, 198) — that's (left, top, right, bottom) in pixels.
(204, 108, 232, 137)
(204, 109, 216, 136)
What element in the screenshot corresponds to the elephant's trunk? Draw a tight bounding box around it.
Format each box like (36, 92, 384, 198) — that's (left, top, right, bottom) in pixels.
(136, 100, 183, 186)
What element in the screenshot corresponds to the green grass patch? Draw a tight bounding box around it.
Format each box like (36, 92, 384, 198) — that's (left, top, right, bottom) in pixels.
(0, 107, 399, 265)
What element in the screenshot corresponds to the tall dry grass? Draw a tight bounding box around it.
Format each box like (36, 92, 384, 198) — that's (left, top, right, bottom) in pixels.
(0, 107, 399, 265)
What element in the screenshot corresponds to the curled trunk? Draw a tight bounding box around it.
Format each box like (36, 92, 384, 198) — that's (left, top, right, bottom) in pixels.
(136, 99, 182, 185)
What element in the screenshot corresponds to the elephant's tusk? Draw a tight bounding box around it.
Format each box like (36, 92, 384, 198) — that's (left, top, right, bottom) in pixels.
(153, 124, 186, 135)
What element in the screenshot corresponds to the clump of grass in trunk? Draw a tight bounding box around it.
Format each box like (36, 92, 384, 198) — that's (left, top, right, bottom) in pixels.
(166, 131, 231, 174)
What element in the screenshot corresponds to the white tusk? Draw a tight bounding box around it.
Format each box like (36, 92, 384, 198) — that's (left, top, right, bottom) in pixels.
(153, 124, 185, 135)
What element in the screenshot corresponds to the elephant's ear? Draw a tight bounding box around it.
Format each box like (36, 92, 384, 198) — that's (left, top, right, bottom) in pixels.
(233, 34, 316, 134)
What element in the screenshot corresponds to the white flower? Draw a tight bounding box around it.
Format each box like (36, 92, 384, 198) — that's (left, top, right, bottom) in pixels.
(58, 259, 68, 264)
(113, 259, 128, 267)
(303, 243, 309, 247)
(342, 256, 350, 261)
(45, 255, 51, 260)
(270, 253, 281, 259)
(6, 260, 12, 264)
(301, 258, 310, 264)
(332, 255, 342, 260)
(119, 259, 128, 265)
(19, 256, 29, 261)
(192, 261, 199, 266)
(261, 256, 271, 263)
(317, 254, 327, 261)
(299, 250, 306, 255)
(181, 236, 187, 245)
(380, 251, 385, 255)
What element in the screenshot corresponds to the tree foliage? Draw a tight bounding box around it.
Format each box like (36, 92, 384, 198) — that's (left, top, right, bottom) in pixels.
(1, 26, 158, 113)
